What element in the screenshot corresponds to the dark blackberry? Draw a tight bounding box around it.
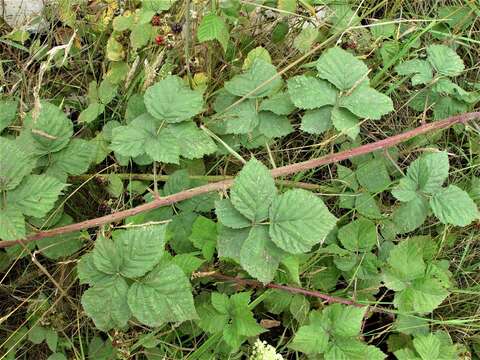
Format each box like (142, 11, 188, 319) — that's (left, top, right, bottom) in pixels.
(171, 22, 183, 34)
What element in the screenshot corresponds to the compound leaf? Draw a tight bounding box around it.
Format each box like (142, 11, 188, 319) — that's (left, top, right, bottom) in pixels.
(426, 45, 464, 77)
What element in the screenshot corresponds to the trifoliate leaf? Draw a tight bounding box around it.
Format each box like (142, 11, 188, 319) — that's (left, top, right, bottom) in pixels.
(331, 106, 360, 140)
(395, 59, 433, 86)
(392, 197, 429, 234)
(340, 84, 393, 119)
(240, 225, 284, 283)
(37, 215, 85, 260)
(0, 206, 25, 241)
(257, 111, 293, 138)
(356, 158, 391, 193)
(289, 304, 380, 359)
(48, 139, 96, 176)
(189, 216, 217, 260)
(338, 218, 377, 252)
(316, 47, 369, 91)
(27, 102, 73, 154)
(395, 151, 449, 197)
(144, 76, 204, 123)
(197, 13, 229, 52)
(0, 137, 36, 191)
(215, 199, 251, 229)
(426, 44, 464, 77)
(429, 185, 479, 226)
(269, 189, 337, 253)
(231, 159, 277, 222)
(287, 75, 337, 110)
(81, 276, 131, 331)
(0, 99, 18, 133)
(301, 106, 333, 134)
(259, 92, 295, 115)
(127, 262, 197, 326)
(224, 59, 282, 98)
(113, 225, 167, 278)
(7, 175, 66, 218)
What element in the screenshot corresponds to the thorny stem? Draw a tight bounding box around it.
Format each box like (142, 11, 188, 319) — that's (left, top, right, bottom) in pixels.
(0, 111, 478, 249)
(192, 272, 390, 313)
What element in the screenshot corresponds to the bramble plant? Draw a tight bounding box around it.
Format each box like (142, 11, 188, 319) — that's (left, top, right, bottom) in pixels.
(1, 1, 480, 359)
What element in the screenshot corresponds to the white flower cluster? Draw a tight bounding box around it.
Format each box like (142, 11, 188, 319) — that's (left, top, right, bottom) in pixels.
(249, 339, 284, 360)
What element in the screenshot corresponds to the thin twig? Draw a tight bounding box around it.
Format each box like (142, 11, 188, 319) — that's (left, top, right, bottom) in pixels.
(0, 111, 478, 249)
(193, 272, 390, 312)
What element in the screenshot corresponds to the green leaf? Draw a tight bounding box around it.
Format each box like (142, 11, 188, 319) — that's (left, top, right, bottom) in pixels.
(142, 0, 176, 11)
(257, 111, 293, 138)
(78, 103, 105, 124)
(429, 185, 479, 226)
(469, 177, 480, 205)
(48, 139, 96, 176)
(426, 44, 464, 77)
(166, 122, 217, 160)
(98, 79, 118, 105)
(340, 84, 393, 120)
(130, 23, 154, 49)
(269, 189, 337, 253)
(356, 158, 391, 193)
(289, 311, 329, 354)
(392, 197, 429, 234)
(395, 59, 433, 86)
(92, 236, 123, 275)
(7, 175, 66, 218)
(243, 47, 272, 70)
(316, 47, 369, 91)
(0, 99, 18, 133)
(411, 332, 459, 360)
(277, 0, 296, 12)
(240, 225, 283, 283)
(331, 107, 360, 140)
(81, 276, 131, 331)
(224, 59, 282, 98)
(393, 152, 449, 198)
(27, 102, 73, 154)
(293, 26, 318, 53)
(144, 76, 204, 123)
(127, 262, 197, 326)
(0, 138, 36, 191)
(393, 276, 449, 313)
(112, 14, 134, 31)
(0, 206, 25, 240)
(338, 218, 377, 252)
(189, 216, 217, 260)
(221, 99, 259, 134)
(301, 106, 333, 134)
(355, 192, 383, 219)
(230, 159, 277, 222)
(77, 253, 113, 286)
(113, 224, 167, 278)
(287, 75, 337, 110)
(259, 92, 295, 115)
(217, 225, 249, 261)
(197, 13, 229, 52)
